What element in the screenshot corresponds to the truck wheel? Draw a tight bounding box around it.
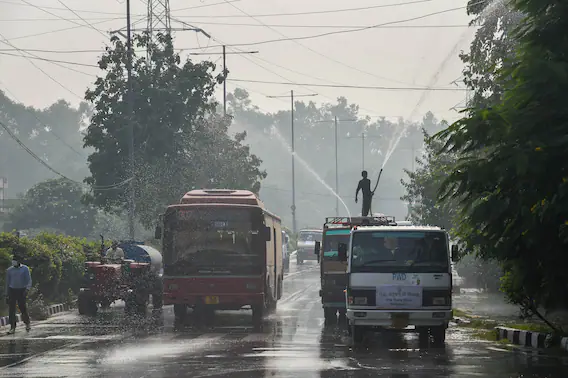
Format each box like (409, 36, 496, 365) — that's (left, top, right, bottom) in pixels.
(352, 325, 365, 345)
(252, 304, 264, 329)
(174, 304, 187, 322)
(324, 308, 337, 325)
(338, 309, 347, 325)
(430, 326, 446, 346)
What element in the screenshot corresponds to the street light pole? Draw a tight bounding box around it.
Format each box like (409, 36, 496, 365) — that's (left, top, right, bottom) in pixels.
(334, 116, 338, 216)
(267, 91, 317, 234)
(187, 48, 258, 117)
(126, 0, 135, 240)
(315, 118, 356, 216)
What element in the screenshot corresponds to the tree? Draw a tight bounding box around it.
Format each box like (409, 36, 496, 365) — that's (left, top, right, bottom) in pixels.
(460, 0, 523, 108)
(401, 114, 455, 228)
(437, 0, 568, 327)
(83, 33, 265, 227)
(0, 92, 90, 196)
(4, 178, 97, 237)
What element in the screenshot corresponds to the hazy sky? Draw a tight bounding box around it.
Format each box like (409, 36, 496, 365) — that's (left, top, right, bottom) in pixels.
(0, 0, 473, 122)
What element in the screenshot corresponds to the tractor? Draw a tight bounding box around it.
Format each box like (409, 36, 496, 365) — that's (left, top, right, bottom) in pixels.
(77, 236, 163, 316)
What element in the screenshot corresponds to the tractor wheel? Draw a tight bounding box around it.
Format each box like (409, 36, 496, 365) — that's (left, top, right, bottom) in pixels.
(78, 294, 97, 316)
(173, 304, 187, 322)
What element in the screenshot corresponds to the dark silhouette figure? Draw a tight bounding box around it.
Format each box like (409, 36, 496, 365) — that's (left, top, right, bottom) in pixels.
(355, 170, 373, 216)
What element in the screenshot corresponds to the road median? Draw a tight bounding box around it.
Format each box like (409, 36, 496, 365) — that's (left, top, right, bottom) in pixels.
(453, 308, 568, 352)
(0, 301, 75, 328)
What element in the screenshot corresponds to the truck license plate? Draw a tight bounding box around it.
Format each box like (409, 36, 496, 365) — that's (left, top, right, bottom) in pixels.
(390, 313, 409, 329)
(205, 296, 219, 305)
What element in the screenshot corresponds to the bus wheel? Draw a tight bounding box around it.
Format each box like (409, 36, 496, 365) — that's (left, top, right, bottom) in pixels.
(252, 305, 264, 329)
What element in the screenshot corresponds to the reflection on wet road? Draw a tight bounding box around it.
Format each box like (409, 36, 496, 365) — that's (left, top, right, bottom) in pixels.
(1, 261, 567, 377)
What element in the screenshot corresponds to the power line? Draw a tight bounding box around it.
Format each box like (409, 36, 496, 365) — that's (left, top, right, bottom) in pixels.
(0, 51, 98, 68)
(194, 5, 469, 48)
(0, 32, 85, 99)
(0, 81, 86, 158)
(228, 79, 465, 91)
(56, 0, 111, 38)
(0, 0, 232, 17)
(180, 0, 445, 18)
(0, 18, 471, 30)
(0, 118, 133, 191)
(221, 0, 416, 88)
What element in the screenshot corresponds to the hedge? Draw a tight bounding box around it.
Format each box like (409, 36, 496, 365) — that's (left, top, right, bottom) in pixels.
(0, 232, 105, 315)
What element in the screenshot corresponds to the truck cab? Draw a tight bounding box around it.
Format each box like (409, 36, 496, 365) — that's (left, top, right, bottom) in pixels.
(339, 224, 458, 346)
(296, 228, 322, 264)
(315, 216, 395, 325)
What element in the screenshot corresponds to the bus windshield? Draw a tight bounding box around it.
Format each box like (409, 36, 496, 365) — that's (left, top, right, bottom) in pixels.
(350, 230, 449, 273)
(164, 207, 265, 274)
(322, 229, 350, 260)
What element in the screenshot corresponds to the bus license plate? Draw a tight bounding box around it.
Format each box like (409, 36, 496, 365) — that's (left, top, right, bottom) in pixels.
(205, 296, 219, 305)
(391, 313, 409, 329)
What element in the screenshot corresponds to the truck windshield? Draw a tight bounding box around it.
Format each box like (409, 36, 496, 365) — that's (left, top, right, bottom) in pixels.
(164, 207, 264, 275)
(350, 230, 449, 273)
(322, 229, 350, 260)
(299, 231, 322, 242)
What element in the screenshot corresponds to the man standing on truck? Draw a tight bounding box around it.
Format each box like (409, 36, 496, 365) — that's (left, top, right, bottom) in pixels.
(355, 170, 373, 216)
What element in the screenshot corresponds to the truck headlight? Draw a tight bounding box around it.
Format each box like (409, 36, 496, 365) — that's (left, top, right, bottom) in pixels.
(353, 297, 367, 305)
(432, 297, 447, 305)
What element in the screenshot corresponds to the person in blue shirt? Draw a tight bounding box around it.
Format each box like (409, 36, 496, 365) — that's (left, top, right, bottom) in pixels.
(5, 253, 32, 334)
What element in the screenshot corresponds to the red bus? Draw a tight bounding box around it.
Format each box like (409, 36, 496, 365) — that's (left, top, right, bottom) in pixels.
(154, 189, 283, 327)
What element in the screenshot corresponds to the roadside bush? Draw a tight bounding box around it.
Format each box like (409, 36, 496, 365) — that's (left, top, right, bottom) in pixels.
(0, 231, 103, 307)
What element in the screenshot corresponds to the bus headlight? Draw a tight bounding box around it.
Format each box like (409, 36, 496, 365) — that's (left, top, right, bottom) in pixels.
(168, 283, 178, 290)
(246, 283, 257, 290)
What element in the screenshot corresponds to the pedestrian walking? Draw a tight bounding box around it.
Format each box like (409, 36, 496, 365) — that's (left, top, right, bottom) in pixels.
(5, 253, 32, 334)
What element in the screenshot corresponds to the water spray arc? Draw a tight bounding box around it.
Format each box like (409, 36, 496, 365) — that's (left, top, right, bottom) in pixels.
(267, 91, 318, 234)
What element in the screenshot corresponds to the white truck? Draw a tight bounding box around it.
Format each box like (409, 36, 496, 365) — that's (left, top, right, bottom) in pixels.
(337, 224, 457, 346)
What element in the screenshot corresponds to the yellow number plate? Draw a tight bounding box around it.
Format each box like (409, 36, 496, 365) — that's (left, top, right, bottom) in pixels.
(205, 296, 219, 305)
(391, 313, 409, 329)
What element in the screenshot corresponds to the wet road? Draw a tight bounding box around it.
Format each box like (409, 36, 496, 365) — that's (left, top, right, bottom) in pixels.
(1, 261, 568, 377)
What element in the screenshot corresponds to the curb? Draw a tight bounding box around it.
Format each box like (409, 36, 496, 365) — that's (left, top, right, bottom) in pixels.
(496, 326, 549, 348)
(0, 302, 74, 328)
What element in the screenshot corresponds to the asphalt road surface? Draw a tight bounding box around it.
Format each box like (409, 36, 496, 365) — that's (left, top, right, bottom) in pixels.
(1, 260, 568, 377)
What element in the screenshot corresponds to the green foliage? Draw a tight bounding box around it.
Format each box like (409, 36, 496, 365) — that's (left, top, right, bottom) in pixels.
(455, 254, 502, 292)
(437, 0, 568, 317)
(400, 114, 457, 228)
(0, 92, 91, 195)
(83, 33, 265, 227)
(460, 0, 522, 108)
(4, 178, 97, 237)
(0, 231, 99, 305)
